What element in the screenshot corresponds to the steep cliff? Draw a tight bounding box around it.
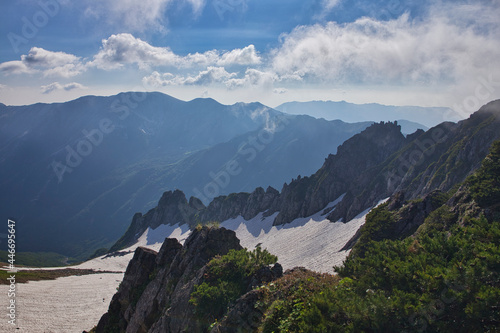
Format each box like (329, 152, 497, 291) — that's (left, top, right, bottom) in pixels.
(97, 226, 282, 333)
(112, 100, 500, 251)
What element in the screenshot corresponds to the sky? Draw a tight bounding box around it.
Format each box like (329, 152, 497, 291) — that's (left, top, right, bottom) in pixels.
(0, 0, 499, 115)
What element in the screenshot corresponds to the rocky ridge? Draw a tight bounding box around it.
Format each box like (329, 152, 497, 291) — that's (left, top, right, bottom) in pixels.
(112, 101, 500, 252)
(96, 226, 282, 333)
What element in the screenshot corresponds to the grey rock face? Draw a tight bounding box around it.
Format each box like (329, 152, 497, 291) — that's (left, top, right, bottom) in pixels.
(96, 247, 158, 332)
(115, 101, 500, 252)
(97, 227, 244, 333)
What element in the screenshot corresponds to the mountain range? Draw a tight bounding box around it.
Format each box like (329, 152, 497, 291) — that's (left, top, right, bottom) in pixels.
(112, 100, 500, 252)
(93, 100, 500, 333)
(275, 100, 462, 128)
(0, 93, 478, 261)
(0, 92, 372, 260)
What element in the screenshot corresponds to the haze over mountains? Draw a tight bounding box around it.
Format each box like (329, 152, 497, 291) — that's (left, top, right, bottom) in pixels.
(93, 100, 500, 333)
(0, 92, 473, 260)
(276, 100, 463, 128)
(0, 92, 369, 259)
(113, 100, 500, 253)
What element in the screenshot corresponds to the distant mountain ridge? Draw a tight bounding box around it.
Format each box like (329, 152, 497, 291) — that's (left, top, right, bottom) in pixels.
(0, 92, 371, 259)
(97, 132, 500, 333)
(275, 100, 462, 128)
(113, 100, 500, 250)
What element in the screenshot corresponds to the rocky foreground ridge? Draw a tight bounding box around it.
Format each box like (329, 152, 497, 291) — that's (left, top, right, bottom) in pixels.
(111, 100, 500, 251)
(93, 132, 500, 333)
(95, 226, 283, 332)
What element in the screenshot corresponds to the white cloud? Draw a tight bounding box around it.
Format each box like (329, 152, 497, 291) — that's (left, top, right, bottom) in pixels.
(21, 47, 80, 68)
(225, 68, 278, 89)
(273, 87, 288, 94)
(143, 67, 236, 86)
(183, 50, 220, 67)
(91, 33, 180, 70)
(271, 3, 500, 86)
(0, 61, 35, 75)
(92, 33, 261, 70)
(41, 82, 87, 94)
(323, 0, 341, 10)
(42, 63, 85, 78)
(182, 67, 236, 85)
(0, 47, 84, 77)
(217, 45, 261, 66)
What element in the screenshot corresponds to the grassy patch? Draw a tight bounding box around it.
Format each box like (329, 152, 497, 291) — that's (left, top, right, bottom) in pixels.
(190, 246, 278, 327)
(0, 268, 121, 284)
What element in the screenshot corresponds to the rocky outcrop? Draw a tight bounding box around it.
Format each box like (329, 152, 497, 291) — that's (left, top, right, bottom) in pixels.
(268, 121, 408, 225)
(110, 190, 206, 252)
(340, 190, 447, 251)
(329, 100, 500, 223)
(113, 101, 500, 251)
(96, 247, 159, 332)
(112, 186, 280, 251)
(97, 227, 284, 333)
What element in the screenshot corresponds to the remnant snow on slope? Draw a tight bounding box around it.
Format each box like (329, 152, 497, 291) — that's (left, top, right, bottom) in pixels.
(1, 198, 386, 332)
(0, 273, 121, 333)
(221, 194, 374, 273)
(0, 223, 190, 332)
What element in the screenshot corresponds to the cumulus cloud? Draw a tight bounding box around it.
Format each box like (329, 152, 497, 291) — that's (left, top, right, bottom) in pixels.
(217, 45, 261, 66)
(41, 82, 87, 94)
(0, 61, 35, 75)
(143, 67, 236, 86)
(91, 33, 180, 70)
(271, 3, 500, 86)
(143, 66, 300, 90)
(0, 47, 84, 77)
(225, 69, 279, 89)
(92, 33, 261, 70)
(21, 47, 79, 68)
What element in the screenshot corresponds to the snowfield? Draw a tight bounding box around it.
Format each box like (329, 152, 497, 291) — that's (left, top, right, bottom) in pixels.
(0, 223, 190, 333)
(221, 203, 369, 273)
(0, 197, 384, 332)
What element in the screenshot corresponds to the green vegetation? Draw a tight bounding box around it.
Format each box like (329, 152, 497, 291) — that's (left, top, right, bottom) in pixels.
(195, 221, 220, 231)
(350, 202, 396, 258)
(468, 140, 500, 208)
(0, 251, 74, 267)
(89, 247, 109, 259)
(190, 246, 277, 326)
(0, 268, 119, 284)
(253, 213, 499, 332)
(260, 269, 339, 332)
(247, 140, 500, 332)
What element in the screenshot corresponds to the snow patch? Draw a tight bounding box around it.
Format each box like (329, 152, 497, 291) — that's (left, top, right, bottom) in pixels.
(0, 273, 122, 332)
(220, 195, 370, 274)
(3, 196, 388, 331)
